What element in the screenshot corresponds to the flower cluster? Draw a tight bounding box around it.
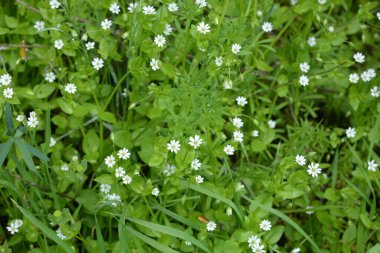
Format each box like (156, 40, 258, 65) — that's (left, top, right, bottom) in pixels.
(7, 219, 23, 235)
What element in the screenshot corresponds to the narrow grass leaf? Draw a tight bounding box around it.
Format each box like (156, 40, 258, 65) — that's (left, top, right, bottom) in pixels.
(0, 139, 13, 166)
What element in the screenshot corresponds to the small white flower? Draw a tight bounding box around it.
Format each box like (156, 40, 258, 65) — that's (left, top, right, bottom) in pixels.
(215, 57, 223, 67)
(252, 130, 259, 137)
(185, 241, 192, 246)
(45, 72, 56, 83)
(307, 162, 321, 177)
(259, 219, 272, 231)
(64, 83, 76, 94)
(232, 117, 243, 128)
(306, 206, 314, 214)
(223, 79, 232, 89)
(167, 140, 181, 153)
(233, 131, 244, 142)
(361, 68, 376, 82)
(231, 43, 241, 54)
(370, 86, 380, 98)
(122, 175, 132, 185)
(368, 160, 378, 172)
(152, 187, 160, 196)
(224, 145, 235, 155)
(195, 0, 207, 8)
(226, 207, 232, 216)
(353, 52, 365, 63)
(195, 175, 204, 184)
(128, 3, 138, 12)
(50, 137, 56, 147)
(236, 96, 247, 106)
(197, 22, 210, 34)
(150, 58, 160, 71)
(168, 3, 179, 12)
(257, 10, 263, 16)
(236, 182, 245, 191)
(117, 148, 130, 160)
(291, 0, 298, 5)
(115, 167, 125, 178)
(189, 135, 203, 149)
(295, 155, 306, 166)
(267, 120, 276, 129)
(34, 21, 45, 31)
(0, 73, 12, 86)
(328, 26, 334, 32)
(100, 184, 111, 194)
(248, 235, 261, 248)
(143, 6, 156, 15)
(85, 41, 95, 50)
(105, 155, 116, 168)
(61, 164, 69, 171)
(101, 19, 112, 30)
(206, 221, 216, 231)
(349, 73, 359, 84)
(110, 3, 121, 14)
(27, 111, 39, 128)
(262, 22, 273, 32)
(299, 75, 309, 86)
(346, 127, 356, 138)
(50, 0, 61, 9)
(3, 88, 13, 99)
(106, 193, 121, 206)
(154, 35, 166, 47)
(16, 115, 24, 122)
(6, 223, 19, 235)
(308, 37, 316, 47)
(292, 248, 301, 253)
(299, 62, 310, 73)
(164, 23, 173, 36)
(191, 159, 201, 170)
(377, 12, 380, 21)
(318, 0, 326, 4)
(92, 58, 104, 70)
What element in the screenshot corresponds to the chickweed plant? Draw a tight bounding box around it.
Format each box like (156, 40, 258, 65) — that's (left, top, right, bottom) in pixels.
(0, 0, 380, 252)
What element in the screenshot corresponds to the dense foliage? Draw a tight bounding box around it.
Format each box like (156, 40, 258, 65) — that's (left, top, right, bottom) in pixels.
(1, 0, 380, 252)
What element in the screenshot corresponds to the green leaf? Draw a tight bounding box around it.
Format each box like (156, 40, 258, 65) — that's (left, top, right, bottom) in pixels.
(95, 215, 106, 253)
(5, 103, 15, 134)
(83, 130, 99, 154)
(0, 139, 13, 166)
(24, 142, 49, 161)
(14, 139, 36, 172)
(94, 174, 114, 184)
(264, 225, 284, 244)
(98, 111, 117, 124)
(33, 85, 56, 99)
(368, 244, 380, 253)
(56, 98, 74, 114)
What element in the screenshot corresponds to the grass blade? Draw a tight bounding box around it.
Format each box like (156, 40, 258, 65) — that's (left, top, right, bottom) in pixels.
(151, 203, 200, 230)
(95, 215, 106, 253)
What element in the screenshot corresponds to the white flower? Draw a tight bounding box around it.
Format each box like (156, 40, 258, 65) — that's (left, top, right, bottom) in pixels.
(16, 115, 24, 122)
(106, 193, 121, 206)
(223, 79, 232, 89)
(349, 73, 359, 84)
(233, 131, 244, 142)
(306, 206, 314, 214)
(189, 135, 203, 148)
(236, 182, 245, 191)
(267, 120, 276, 129)
(328, 26, 334, 32)
(318, 0, 326, 4)
(224, 145, 235, 155)
(191, 159, 201, 170)
(101, 19, 112, 30)
(27, 111, 39, 128)
(3, 88, 13, 99)
(206, 221, 216, 231)
(252, 130, 259, 137)
(50, 0, 61, 9)
(168, 3, 179, 12)
(259, 219, 272, 231)
(56, 228, 66, 240)
(361, 68, 376, 82)
(257, 10, 263, 16)
(262, 22, 273, 32)
(236, 96, 248, 106)
(291, 0, 298, 5)
(154, 35, 166, 47)
(197, 22, 210, 34)
(100, 184, 111, 194)
(292, 248, 301, 253)
(45, 71, 56, 83)
(231, 44, 241, 54)
(185, 241, 192, 246)
(64, 83, 76, 94)
(105, 155, 116, 168)
(122, 175, 132, 185)
(115, 167, 125, 178)
(152, 187, 160, 196)
(34, 21, 45, 31)
(143, 6, 156, 15)
(370, 86, 380, 98)
(307, 162, 321, 177)
(299, 62, 310, 73)
(195, 175, 204, 184)
(295, 155, 306, 166)
(110, 3, 120, 14)
(215, 57, 223, 67)
(308, 37, 316, 47)
(346, 127, 356, 138)
(195, 0, 207, 8)
(128, 3, 138, 12)
(92, 58, 104, 70)
(7, 220, 23, 235)
(248, 235, 261, 248)
(226, 207, 233, 216)
(85, 41, 95, 50)
(0, 73, 12, 86)
(377, 12, 380, 20)
(299, 75, 309, 86)
(368, 160, 378, 172)
(232, 117, 243, 128)
(117, 148, 130, 160)
(150, 58, 160, 71)
(251, 243, 265, 253)
(164, 23, 173, 36)
(61, 164, 69, 171)
(167, 140, 181, 153)
(353, 52, 365, 63)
